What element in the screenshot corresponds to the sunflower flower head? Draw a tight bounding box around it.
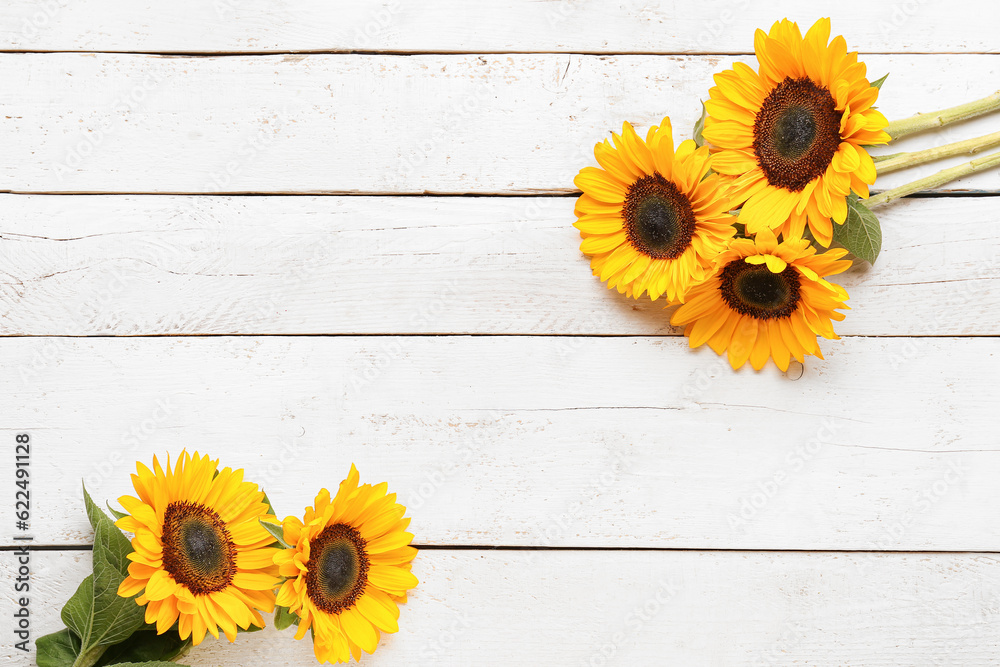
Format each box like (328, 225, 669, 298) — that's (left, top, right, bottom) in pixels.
(115, 451, 280, 645)
(670, 227, 851, 371)
(574, 116, 738, 302)
(703, 17, 890, 246)
(274, 465, 418, 664)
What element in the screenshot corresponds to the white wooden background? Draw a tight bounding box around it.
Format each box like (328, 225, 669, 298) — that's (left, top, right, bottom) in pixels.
(2, 2, 1000, 665)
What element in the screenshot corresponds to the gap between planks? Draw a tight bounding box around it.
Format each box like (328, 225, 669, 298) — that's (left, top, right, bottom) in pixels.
(4, 544, 1000, 555)
(0, 50, 996, 57)
(3, 52, 997, 194)
(0, 333, 997, 339)
(1, 190, 998, 197)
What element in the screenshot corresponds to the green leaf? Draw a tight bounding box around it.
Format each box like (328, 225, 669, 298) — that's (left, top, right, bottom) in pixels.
(273, 605, 300, 631)
(89, 513, 146, 640)
(83, 485, 134, 575)
(95, 628, 191, 666)
(60, 484, 147, 666)
(36, 628, 81, 667)
(101, 662, 190, 667)
(692, 101, 707, 147)
(105, 502, 127, 521)
(61, 574, 95, 646)
(261, 491, 277, 517)
(83, 484, 112, 533)
(871, 73, 889, 90)
(93, 515, 134, 577)
(834, 195, 883, 264)
(83, 483, 133, 575)
(259, 518, 291, 549)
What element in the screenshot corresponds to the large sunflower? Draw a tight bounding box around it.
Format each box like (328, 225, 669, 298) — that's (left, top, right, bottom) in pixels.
(670, 228, 851, 371)
(116, 452, 280, 645)
(274, 465, 417, 664)
(574, 116, 737, 302)
(703, 18, 890, 246)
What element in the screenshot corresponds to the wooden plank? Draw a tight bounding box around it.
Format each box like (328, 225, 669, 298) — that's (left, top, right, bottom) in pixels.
(1, 194, 997, 336)
(3, 335, 999, 550)
(7, 549, 1000, 665)
(0, 53, 997, 194)
(1, 1, 997, 54)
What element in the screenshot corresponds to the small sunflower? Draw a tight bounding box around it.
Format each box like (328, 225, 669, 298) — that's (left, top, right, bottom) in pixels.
(573, 116, 737, 302)
(274, 465, 417, 664)
(671, 228, 851, 371)
(116, 451, 280, 645)
(703, 17, 890, 246)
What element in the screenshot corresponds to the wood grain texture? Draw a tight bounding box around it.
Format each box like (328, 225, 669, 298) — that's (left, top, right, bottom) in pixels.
(3, 335, 999, 550)
(2, 0, 998, 54)
(0, 53, 997, 194)
(2, 4, 998, 664)
(1, 194, 997, 336)
(7, 549, 1000, 665)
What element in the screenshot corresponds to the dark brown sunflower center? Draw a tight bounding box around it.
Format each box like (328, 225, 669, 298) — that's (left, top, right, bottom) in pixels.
(161, 501, 237, 596)
(622, 173, 697, 260)
(719, 259, 801, 320)
(752, 77, 841, 192)
(305, 523, 369, 614)
(773, 106, 816, 158)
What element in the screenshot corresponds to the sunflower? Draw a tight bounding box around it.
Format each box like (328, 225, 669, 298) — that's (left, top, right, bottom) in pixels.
(274, 465, 417, 664)
(115, 451, 280, 645)
(670, 228, 851, 370)
(703, 17, 890, 247)
(573, 116, 738, 302)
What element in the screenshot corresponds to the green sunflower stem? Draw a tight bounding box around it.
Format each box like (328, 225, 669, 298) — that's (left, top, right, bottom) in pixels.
(70, 645, 107, 667)
(871, 152, 904, 164)
(867, 149, 1000, 208)
(885, 90, 1000, 140)
(875, 130, 1000, 174)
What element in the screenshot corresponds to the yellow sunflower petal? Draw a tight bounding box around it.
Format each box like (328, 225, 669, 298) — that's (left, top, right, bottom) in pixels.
(118, 575, 146, 598)
(580, 231, 628, 255)
(368, 565, 419, 593)
(339, 606, 380, 654)
(144, 568, 178, 602)
(115, 452, 279, 645)
(727, 316, 757, 369)
(749, 321, 773, 370)
(705, 17, 878, 248)
(676, 231, 849, 367)
(764, 255, 787, 273)
(769, 324, 792, 371)
(574, 215, 624, 235)
(574, 167, 627, 203)
(274, 467, 417, 661)
(356, 592, 400, 633)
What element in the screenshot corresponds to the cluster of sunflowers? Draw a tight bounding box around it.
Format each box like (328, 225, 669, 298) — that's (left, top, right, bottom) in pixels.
(33, 17, 1000, 667)
(38, 452, 416, 666)
(574, 17, 999, 371)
